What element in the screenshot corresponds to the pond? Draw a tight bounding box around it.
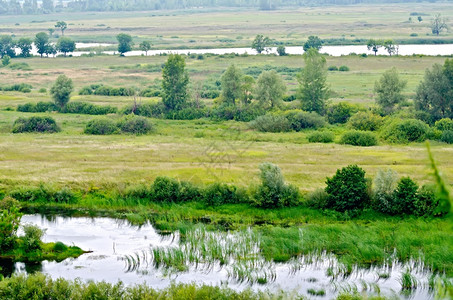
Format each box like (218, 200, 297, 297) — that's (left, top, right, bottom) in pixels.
(0, 214, 442, 299)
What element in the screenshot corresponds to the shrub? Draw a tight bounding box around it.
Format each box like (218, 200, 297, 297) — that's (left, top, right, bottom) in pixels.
(307, 131, 335, 143)
(305, 188, 328, 209)
(80, 84, 135, 97)
(339, 65, 350, 71)
(1, 83, 33, 93)
(53, 241, 68, 252)
(325, 165, 368, 212)
(0, 202, 21, 250)
(63, 102, 117, 115)
(440, 130, 453, 144)
(326, 102, 356, 124)
(372, 169, 399, 214)
(347, 111, 384, 131)
(166, 107, 208, 120)
(284, 110, 325, 131)
(327, 65, 338, 71)
(118, 116, 153, 135)
(203, 183, 243, 206)
(253, 163, 300, 208)
(391, 177, 418, 215)
(380, 119, 429, 143)
(17, 102, 56, 113)
(414, 184, 439, 217)
(211, 104, 265, 122)
(249, 114, 291, 132)
(12, 116, 60, 133)
(122, 102, 166, 118)
(435, 118, 453, 132)
(84, 118, 117, 135)
(150, 177, 181, 203)
(22, 224, 45, 252)
(9, 185, 76, 204)
(340, 130, 378, 146)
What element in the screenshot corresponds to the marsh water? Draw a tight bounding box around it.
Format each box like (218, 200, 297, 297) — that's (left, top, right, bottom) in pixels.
(26, 43, 453, 57)
(1, 214, 442, 299)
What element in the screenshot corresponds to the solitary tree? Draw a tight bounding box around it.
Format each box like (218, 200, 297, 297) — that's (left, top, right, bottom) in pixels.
(277, 45, 287, 56)
(55, 21, 67, 36)
(56, 37, 76, 56)
(252, 34, 271, 54)
(415, 60, 453, 120)
(162, 54, 189, 110)
(374, 68, 407, 115)
(383, 40, 398, 56)
(255, 70, 286, 109)
(431, 14, 448, 36)
(298, 48, 330, 114)
(16, 37, 32, 57)
(367, 39, 382, 56)
(50, 75, 73, 110)
(139, 41, 152, 56)
(0, 35, 15, 58)
(303, 35, 322, 52)
(221, 64, 243, 105)
(116, 33, 133, 56)
(34, 32, 50, 58)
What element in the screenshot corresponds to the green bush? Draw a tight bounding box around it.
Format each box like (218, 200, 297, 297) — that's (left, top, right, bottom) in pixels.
(22, 224, 45, 252)
(307, 131, 335, 143)
(372, 169, 399, 214)
(391, 177, 419, 215)
(203, 183, 244, 206)
(440, 130, 453, 144)
(380, 119, 429, 143)
(0, 202, 21, 250)
(253, 163, 300, 209)
(150, 177, 191, 203)
(12, 116, 60, 133)
(305, 188, 328, 209)
(9, 185, 76, 204)
(63, 102, 117, 115)
(249, 114, 291, 132)
(340, 130, 378, 146)
(211, 104, 265, 122)
(325, 165, 368, 212)
(121, 102, 166, 118)
(118, 116, 153, 135)
(84, 118, 117, 135)
(435, 118, 453, 132)
(1, 83, 32, 93)
(80, 84, 135, 97)
(17, 102, 56, 113)
(339, 65, 350, 71)
(53, 241, 68, 253)
(284, 110, 326, 131)
(166, 107, 209, 120)
(327, 65, 338, 71)
(347, 111, 384, 131)
(414, 184, 439, 217)
(326, 102, 356, 124)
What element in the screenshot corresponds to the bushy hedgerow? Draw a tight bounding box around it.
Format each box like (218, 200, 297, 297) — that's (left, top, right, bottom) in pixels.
(252, 163, 300, 209)
(117, 116, 153, 134)
(325, 165, 369, 212)
(211, 104, 265, 122)
(84, 118, 118, 135)
(9, 185, 76, 204)
(203, 183, 246, 206)
(326, 102, 356, 124)
(62, 102, 118, 115)
(347, 111, 384, 131)
(12, 116, 60, 133)
(380, 118, 429, 143)
(0, 83, 32, 93)
(284, 110, 326, 131)
(307, 131, 335, 143)
(340, 130, 378, 146)
(79, 84, 135, 97)
(166, 107, 209, 120)
(249, 114, 291, 132)
(149, 177, 203, 203)
(17, 102, 57, 113)
(121, 102, 166, 118)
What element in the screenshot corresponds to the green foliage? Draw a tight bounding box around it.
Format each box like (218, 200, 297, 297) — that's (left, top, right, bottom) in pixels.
(84, 118, 117, 135)
(414, 184, 440, 217)
(34, 32, 50, 57)
(0, 35, 15, 59)
(276, 45, 287, 56)
(50, 75, 73, 110)
(12, 116, 60, 133)
(122, 101, 166, 118)
(249, 114, 291, 132)
(338, 65, 350, 72)
(284, 110, 326, 131)
(80, 84, 135, 97)
(440, 130, 453, 144)
(374, 68, 407, 115)
(117, 115, 153, 135)
(55, 21, 68, 35)
(253, 163, 300, 208)
(139, 41, 152, 55)
(56, 37, 75, 55)
(305, 188, 329, 209)
(211, 103, 265, 122)
(221, 64, 243, 105)
(0, 83, 33, 93)
(326, 102, 356, 124)
(348, 111, 384, 131)
(303, 35, 322, 51)
(298, 49, 329, 114)
(203, 183, 245, 206)
(325, 165, 368, 212)
(380, 118, 429, 143)
(1, 54, 10, 66)
(63, 101, 118, 115)
(340, 130, 378, 146)
(116, 33, 133, 55)
(16, 37, 32, 57)
(307, 131, 335, 143)
(151, 177, 183, 203)
(367, 39, 382, 55)
(53, 241, 68, 253)
(372, 169, 399, 214)
(162, 54, 189, 111)
(426, 142, 451, 216)
(9, 185, 76, 204)
(22, 224, 45, 252)
(0, 199, 21, 250)
(17, 102, 56, 113)
(435, 118, 453, 131)
(255, 70, 286, 109)
(391, 177, 419, 215)
(328, 65, 338, 71)
(251, 34, 271, 54)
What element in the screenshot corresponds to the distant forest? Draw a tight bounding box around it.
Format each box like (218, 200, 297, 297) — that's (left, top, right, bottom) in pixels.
(0, 0, 452, 14)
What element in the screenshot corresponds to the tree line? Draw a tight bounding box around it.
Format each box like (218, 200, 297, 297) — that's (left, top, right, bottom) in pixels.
(0, 0, 450, 14)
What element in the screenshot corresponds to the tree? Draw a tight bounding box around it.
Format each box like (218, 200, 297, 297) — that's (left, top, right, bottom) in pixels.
(252, 34, 271, 54)
(16, 37, 32, 57)
(276, 45, 287, 56)
(139, 41, 151, 56)
(255, 70, 286, 109)
(303, 35, 322, 52)
(0, 199, 22, 250)
(56, 36, 76, 56)
(367, 39, 382, 56)
(0, 35, 15, 58)
(415, 60, 453, 120)
(418, 16, 423, 22)
(55, 21, 67, 36)
(34, 32, 50, 58)
(221, 64, 243, 105)
(431, 14, 448, 36)
(241, 75, 255, 105)
(2, 55, 10, 66)
(298, 48, 330, 115)
(48, 28, 55, 37)
(116, 33, 133, 56)
(46, 44, 57, 57)
(374, 67, 407, 115)
(383, 39, 398, 56)
(162, 54, 189, 110)
(325, 165, 368, 212)
(50, 75, 73, 110)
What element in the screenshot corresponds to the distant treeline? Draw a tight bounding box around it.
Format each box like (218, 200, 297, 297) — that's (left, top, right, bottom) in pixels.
(0, 0, 452, 15)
